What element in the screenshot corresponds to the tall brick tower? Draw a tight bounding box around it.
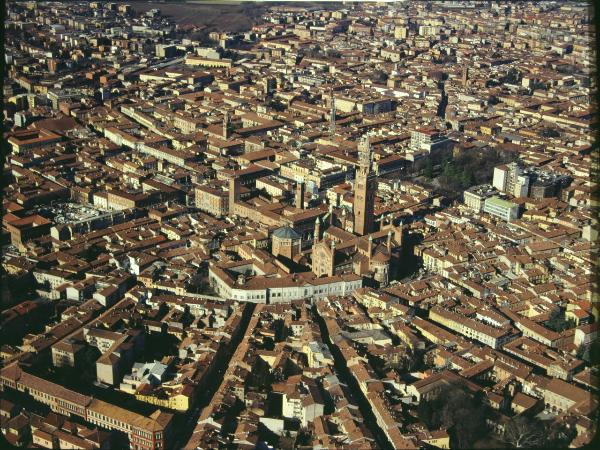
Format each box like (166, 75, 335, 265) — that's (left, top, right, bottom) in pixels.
(223, 111, 230, 139)
(353, 134, 376, 236)
(295, 181, 305, 209)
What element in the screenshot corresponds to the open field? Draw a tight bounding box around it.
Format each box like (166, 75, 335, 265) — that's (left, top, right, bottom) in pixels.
(123, 1, 340, 32)
(122, 1, 266, 32)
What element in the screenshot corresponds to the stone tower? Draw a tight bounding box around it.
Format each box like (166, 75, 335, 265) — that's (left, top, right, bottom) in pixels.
(295, 181, 305, 209)
(223, 111, 230, 139)
(353, 134, 376, 236)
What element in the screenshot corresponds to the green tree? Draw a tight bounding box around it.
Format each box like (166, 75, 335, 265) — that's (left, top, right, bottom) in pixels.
(417, 382, 492, 448)
(372, 69, 389, 84)
(296, 428, 314, 446)
(545, 308, 575, 332)
(443, 161, 458, 178)
(460, 169, 476, 188)
(423, 160, 434, 179)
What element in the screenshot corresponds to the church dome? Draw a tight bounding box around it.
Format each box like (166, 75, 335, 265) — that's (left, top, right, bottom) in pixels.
(272, 226, 301, 240)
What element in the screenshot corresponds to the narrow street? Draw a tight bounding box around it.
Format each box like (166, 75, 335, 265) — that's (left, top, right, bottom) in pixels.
(173, 302, 256, 449)
(312, 305, 393, 450)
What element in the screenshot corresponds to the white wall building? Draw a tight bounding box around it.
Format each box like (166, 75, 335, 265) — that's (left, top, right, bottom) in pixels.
(483, 196, 520, 222)
(209, 260, 362, 303)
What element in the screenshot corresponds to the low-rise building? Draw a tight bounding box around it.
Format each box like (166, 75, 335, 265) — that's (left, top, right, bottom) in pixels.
(463, 184, 496, 213)
(483, 196, 520, 221)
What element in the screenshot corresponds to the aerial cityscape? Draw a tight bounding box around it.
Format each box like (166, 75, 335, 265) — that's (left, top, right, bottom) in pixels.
(0, 1, 597, 449)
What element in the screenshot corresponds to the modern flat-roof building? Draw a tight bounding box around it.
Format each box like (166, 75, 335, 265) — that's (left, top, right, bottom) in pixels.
(410, 127, 453, 154)
(463, 184, 496, 213)
(483, 196, 520, 222)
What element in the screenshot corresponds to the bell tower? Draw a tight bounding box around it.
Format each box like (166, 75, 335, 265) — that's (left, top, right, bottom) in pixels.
(353, 134, 376, 236)
(295, 181, 305, 209)
(223, 111, 230, 139)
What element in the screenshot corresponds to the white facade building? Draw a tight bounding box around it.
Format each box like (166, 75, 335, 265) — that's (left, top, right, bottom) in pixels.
(483, 196, 520, 222)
